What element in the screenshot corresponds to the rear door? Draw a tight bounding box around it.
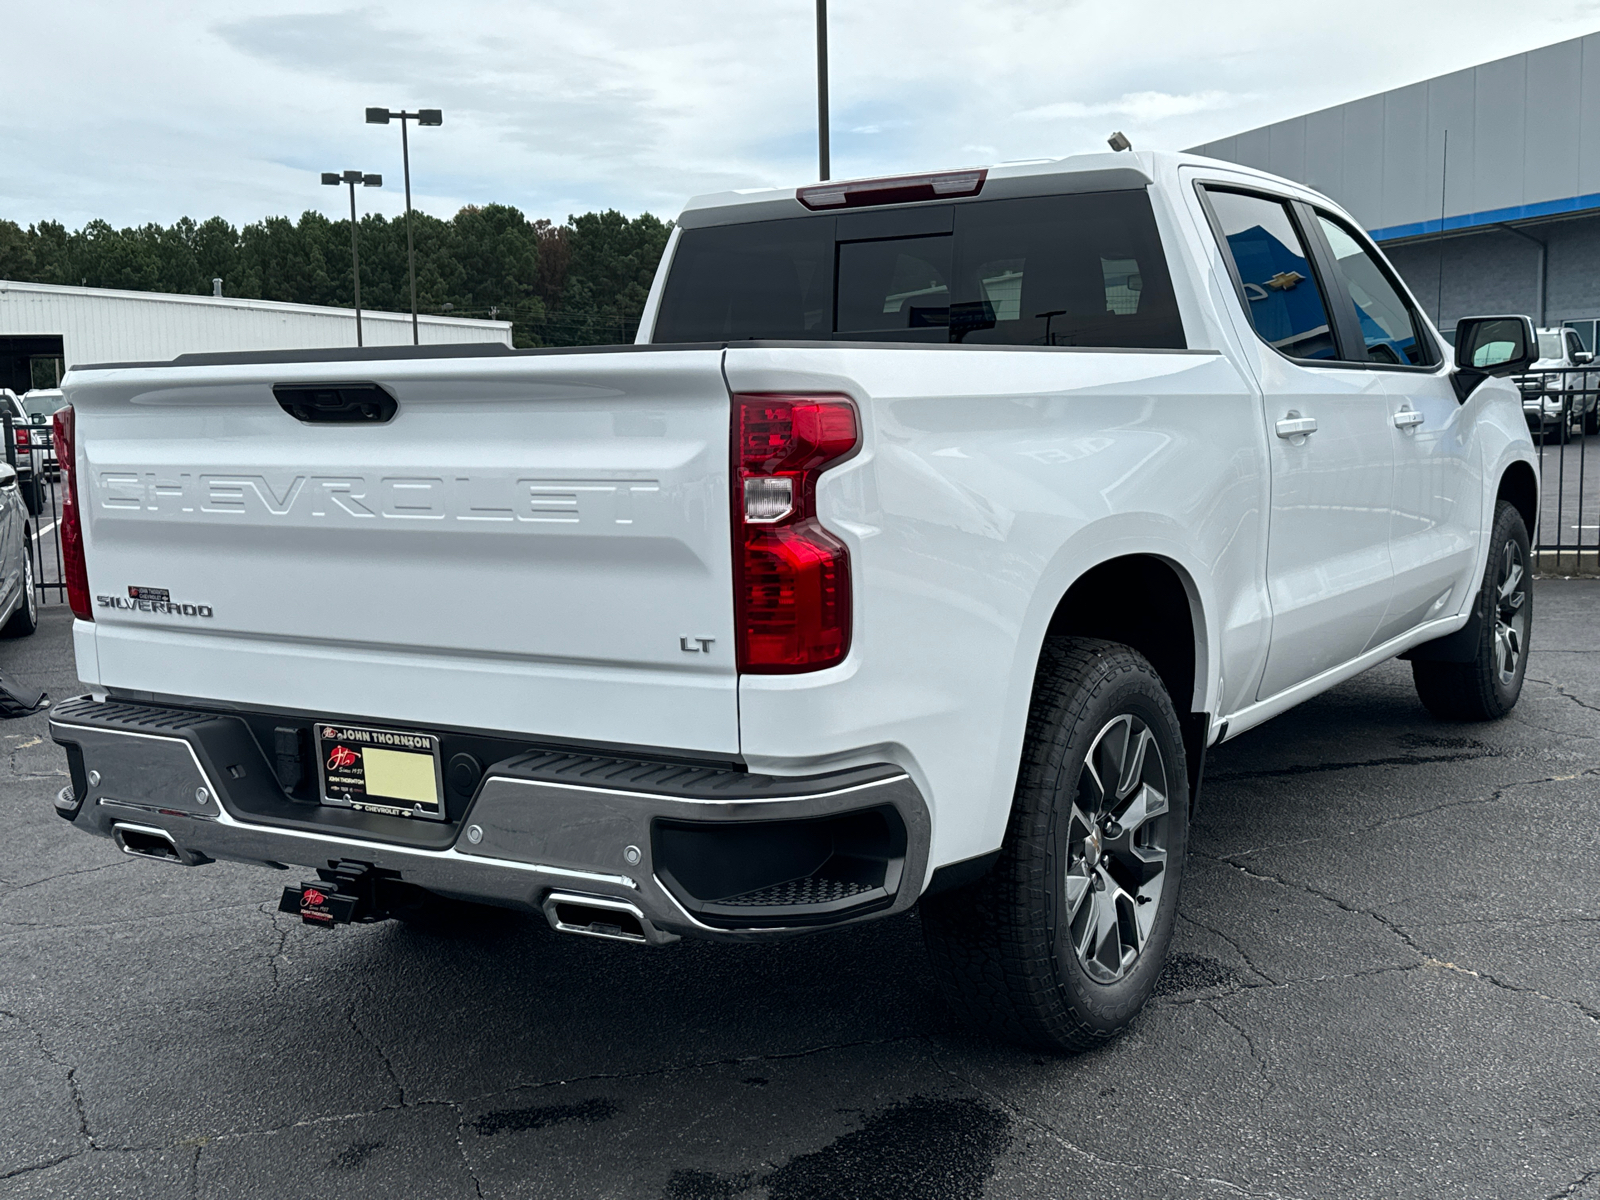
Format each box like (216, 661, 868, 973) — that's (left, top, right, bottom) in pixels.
(1195, 184, 1397, 700)
(1305, 210, 1481, 642)
(70, 349, 742, 754)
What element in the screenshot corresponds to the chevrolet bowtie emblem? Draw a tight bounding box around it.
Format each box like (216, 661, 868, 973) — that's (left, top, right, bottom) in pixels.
(1266, 270, 1305, 291)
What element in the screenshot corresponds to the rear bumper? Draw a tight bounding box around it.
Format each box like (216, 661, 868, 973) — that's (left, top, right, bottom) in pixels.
(48, 695, 930, 942)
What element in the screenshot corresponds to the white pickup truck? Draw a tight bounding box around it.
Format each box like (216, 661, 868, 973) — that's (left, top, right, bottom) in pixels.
(46, 152, 1540, 1052)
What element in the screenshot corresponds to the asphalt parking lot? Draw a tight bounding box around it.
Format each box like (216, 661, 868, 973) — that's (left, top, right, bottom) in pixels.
(3, 585, 1598, 1200)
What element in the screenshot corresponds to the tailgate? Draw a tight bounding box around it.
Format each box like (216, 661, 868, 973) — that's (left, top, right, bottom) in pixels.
(69, 349, 740, 754)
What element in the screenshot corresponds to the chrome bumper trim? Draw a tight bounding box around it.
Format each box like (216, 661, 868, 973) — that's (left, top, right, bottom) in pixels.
(49, 699, 930, 940)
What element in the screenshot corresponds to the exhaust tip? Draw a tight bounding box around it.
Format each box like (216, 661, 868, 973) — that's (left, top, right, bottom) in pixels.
(111, 822, 202, 866)
(542, 891, 678, 946)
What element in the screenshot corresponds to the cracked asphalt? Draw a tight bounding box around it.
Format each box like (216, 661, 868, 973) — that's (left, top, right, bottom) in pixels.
(3, 582, 1598, 1200)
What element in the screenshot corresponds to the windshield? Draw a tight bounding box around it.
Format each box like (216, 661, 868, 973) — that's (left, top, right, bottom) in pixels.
(1538, 331, 1563, 360)
(22, 392, 67, 419)
(653, 190, 1185, 349)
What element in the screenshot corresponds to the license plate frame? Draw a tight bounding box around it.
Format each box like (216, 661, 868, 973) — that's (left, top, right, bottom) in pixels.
(314, 721, 446, 821)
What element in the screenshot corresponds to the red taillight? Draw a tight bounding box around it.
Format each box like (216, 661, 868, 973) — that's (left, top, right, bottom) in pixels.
(14, 426, 28, 451)
(53, 406, 92, 620)
(733, 394, 858, 673)
(797, 168, 987, 210)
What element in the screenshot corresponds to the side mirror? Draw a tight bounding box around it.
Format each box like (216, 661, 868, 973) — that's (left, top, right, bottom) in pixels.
(0, 462, 15, 489)
(1575, 350, 1594, 365)
(1452, 315, 1538, 402)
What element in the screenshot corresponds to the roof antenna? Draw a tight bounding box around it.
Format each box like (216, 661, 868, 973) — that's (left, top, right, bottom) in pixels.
(1107, 131, 1132, 152)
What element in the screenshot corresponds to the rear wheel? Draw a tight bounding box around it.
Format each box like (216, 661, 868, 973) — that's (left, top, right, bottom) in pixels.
(921, 638, 1188, 1052)
(1412, 500, 1531, 721)
(2, 554, 38, 638)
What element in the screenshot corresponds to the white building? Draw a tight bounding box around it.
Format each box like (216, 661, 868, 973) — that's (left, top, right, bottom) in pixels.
(0, 280, 513, 392)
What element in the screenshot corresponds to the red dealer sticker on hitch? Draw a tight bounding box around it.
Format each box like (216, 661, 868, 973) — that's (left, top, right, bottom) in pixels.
(316, 723, 445, 820)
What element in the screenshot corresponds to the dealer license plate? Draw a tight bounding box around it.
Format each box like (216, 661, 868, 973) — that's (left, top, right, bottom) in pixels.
(315, 722, 445, 820)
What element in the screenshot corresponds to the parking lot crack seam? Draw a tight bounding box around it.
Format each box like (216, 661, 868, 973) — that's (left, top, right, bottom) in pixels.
(1210, 766, 1600, 867)
(922, 1041, 1311, 1200)
(1177, 912, 1280, 984)
(1156, 961, 1427, 1007)
(0, 1006, 97, 1150)
(0, 858, 130, 899)
(1526, 676, 1600, 716)
(1195, 852, 1430, 959)
(344, 1001, 407, 1109)
(1422, 958, 1600, 1027)
(1545, 1168, 1600, 1200)
(449, 1102, 487, 1199)
(1204, 1001, 1275, 1100)
(1207, 748, 1500, 784)
(0, 1152, 80, 1182)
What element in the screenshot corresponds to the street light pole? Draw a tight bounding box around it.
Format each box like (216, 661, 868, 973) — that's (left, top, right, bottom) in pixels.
(322, 170, 382, 347)
(815, 0, 830, 181)
(367, 107, 443, 345)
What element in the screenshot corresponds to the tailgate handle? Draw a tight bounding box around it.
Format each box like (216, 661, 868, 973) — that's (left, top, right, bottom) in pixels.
(274, 383, 397, 424)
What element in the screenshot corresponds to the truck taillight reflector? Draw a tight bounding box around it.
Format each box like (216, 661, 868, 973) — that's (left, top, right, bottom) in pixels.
(732, 395, 858, 673)
(53, 405, 92, 621)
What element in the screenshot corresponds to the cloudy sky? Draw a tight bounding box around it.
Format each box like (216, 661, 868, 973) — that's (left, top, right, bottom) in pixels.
(6, 1, 1599, 231)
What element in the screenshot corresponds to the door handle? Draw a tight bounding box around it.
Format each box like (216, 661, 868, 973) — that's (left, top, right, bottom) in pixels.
(1392, 406, 1424, 429)
(1275, 412, 1318, 439)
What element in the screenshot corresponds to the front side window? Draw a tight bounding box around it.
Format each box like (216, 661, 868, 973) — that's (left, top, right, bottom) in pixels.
(1315, 214, 1436, 366)
(654, 190, 1185, 349)
(1206, 189, 1336, 361)
(945, 192, 1184, 348)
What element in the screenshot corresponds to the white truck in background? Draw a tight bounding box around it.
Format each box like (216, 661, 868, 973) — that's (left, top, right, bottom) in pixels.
(46, 152, 1539, 1051)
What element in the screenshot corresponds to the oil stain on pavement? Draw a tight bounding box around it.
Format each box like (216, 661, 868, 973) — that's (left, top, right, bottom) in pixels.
(663, 1094, 1012, 1200)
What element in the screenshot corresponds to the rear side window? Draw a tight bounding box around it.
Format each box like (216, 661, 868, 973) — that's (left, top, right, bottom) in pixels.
(653, 191, 1185, 349)
(1314, 214, 1438, 366)
(1206, 189, 1336, 362)
(652, 217, 834, 341)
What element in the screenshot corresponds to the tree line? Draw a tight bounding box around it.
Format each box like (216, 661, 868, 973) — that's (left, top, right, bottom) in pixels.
(0, 204, 673, 347)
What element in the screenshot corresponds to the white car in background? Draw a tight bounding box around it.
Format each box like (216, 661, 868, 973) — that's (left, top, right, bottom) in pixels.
(1519, 326, 1597, 443)
(21, 388, 67, 479)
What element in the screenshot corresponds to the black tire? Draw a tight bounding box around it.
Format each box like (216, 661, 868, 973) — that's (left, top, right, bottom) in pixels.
(1585, 407, 1599, 437)
(921, 638, 1189, 1053)
(20, 478, 42, 517)
(1412, 500, 1531, 721)
(1, 551, 38, 638)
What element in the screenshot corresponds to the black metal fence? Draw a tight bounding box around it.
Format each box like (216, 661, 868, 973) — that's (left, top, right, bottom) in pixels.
(2, 412, 68, 603)
(4, 371, 1598, 610)
(1520, 366, 1600, 573)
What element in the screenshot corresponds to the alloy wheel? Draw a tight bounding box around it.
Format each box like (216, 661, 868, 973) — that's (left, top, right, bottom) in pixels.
(1494, 539, 1528, 687)
(1062, 713, 1171, 984)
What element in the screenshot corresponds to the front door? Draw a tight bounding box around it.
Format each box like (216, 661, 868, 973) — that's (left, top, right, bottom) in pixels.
(1197, 186, 1397, 701)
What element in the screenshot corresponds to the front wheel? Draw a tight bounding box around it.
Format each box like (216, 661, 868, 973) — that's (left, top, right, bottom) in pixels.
(921, 638, 1189, 1052)
(1412, 500, 1531, 721)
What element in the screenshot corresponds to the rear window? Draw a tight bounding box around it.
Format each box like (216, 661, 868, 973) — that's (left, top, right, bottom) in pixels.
(653, 191, 1185, 349)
